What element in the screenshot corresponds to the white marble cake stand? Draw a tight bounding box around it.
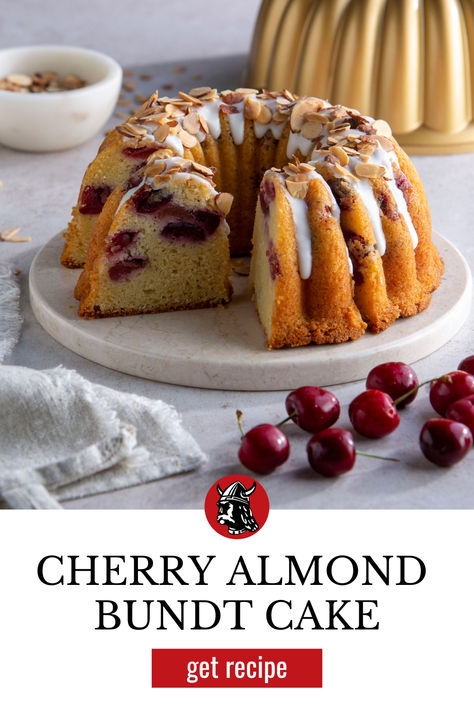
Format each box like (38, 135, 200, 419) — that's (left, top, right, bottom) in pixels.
(29, 232, 471, 391)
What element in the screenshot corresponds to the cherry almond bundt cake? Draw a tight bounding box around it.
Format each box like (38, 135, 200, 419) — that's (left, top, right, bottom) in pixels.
(65, 87, 444, 348)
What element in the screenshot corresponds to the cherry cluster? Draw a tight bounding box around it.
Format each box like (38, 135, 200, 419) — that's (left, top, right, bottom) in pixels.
(237, 355, 474, 477)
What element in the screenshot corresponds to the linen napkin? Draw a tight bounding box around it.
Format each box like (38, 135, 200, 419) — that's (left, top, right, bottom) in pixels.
(0, 264, 22, 362)
(0, 365, 206, 509)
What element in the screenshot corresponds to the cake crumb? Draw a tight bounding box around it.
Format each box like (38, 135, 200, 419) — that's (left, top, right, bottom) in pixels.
(162, 83, 174, 90)
(139, 73, 152, 81)
(14, 268, 21, 275)
(117, 99, 132, 107)
(192, 73, 202, 81)
(123, 80, 136, 92)
(173, 65, 186, 74)
(123, 69, 135, 78)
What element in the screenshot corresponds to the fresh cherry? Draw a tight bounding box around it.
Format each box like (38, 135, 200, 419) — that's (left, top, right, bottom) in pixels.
(419, 419, 472, 467)
(349, 389, 400, 438)
(366, 362, 419, 408)
(238, 424, 290, 474)
(307, 428, 356, 477)
(429, 371, 474, 416)
(285, 386, 340, 434)
(446, 395, 474, 438)
(458, 355, 474, 376)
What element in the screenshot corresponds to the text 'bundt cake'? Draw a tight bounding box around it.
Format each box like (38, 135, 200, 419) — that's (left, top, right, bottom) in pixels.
(64, 87, 444, 349)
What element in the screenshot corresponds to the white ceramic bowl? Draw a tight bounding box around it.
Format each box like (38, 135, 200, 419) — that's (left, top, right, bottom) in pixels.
(0, 45, 122, 152)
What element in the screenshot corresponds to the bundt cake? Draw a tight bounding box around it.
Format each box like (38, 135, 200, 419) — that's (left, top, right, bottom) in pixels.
(76, 150, 233, 318)
(65, 87, 444, 348)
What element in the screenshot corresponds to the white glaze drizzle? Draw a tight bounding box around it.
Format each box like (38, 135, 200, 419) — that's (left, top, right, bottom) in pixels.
(279, 168, 352, 279)
(281, 178, 313, 280)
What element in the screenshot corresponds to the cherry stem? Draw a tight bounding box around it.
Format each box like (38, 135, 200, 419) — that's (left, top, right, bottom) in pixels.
(392, 376, 448, 408)
(355, 450, 399, 463)
(236, 410, 245, 439)
(276, 412, 297, 427)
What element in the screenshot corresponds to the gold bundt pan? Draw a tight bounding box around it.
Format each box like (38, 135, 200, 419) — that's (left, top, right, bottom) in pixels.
(246, 0, 474, 154)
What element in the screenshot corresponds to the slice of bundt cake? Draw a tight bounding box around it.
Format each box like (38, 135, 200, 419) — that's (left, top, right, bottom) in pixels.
(77, 151, 233, 318)
(250, 166, 366, 348)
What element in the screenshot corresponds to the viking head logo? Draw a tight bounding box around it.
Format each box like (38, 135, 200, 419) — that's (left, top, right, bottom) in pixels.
(216, 480, 259, 535)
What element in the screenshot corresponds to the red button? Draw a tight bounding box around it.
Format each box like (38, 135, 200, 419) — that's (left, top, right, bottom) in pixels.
(151, 649, 322, 688)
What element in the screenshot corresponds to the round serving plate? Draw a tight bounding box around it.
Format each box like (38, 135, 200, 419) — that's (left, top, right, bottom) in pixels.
(29, 232, 471, 391)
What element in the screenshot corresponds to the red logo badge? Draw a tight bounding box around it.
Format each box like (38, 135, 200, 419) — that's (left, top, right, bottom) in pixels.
(205, 474, 269, 539)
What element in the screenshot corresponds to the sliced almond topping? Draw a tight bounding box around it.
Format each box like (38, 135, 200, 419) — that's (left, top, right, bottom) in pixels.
(236, 87, 258, 95)
(330, 145, 349, 166)
(244, 98, 261, 120)
(334, 163, 356, 179)
(178, 90, 203, 105)
(285, 179, 308, 199)
(117, 123, 148, 138)
(222, 91, 244, 105)
(282, 88, 297, 102)
(255, 104, 272, 125)
(358, 143, 375, 158)
(377, 135, 395, 152)
(199, 89, 218, 101)
(199, 114, 209, 134)
(354, 163, 387, 179)
(215, 192, 234, 215)
(192, 162, 214, 176)
(220, 104, 239, 114)
(189, 86, 213, 97)
(291, 173, 310, 183)
(301, 120, 323, 140)
(290, 98, 326, 131)
(154, 124, 170, 142)
(373, 119, 392, 137)
(299, 162, 314, 173)
(182, 111, 201, 135)
(145, 162, 166, 177)
(178, 129, 198, 148)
